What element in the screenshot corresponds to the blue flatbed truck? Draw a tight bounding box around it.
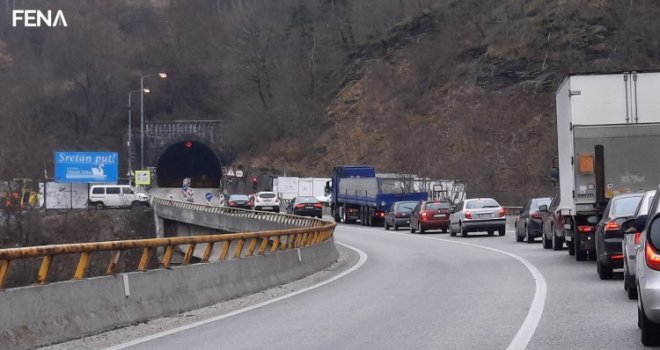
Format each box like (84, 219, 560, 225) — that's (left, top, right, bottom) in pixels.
(327, 165, 428, 226)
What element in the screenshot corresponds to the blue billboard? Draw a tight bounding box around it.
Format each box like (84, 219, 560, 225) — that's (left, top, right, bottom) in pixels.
(54, 152, 119, 183)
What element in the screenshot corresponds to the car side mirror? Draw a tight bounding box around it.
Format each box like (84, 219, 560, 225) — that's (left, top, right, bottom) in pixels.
(621, 218, 637, 234)
(539, 205, 548, 212)
(587, 215, 599, 225)
(635, 215, 648, 233)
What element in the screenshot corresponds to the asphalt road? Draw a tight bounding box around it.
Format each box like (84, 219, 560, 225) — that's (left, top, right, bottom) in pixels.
(108, 224, 653, 350)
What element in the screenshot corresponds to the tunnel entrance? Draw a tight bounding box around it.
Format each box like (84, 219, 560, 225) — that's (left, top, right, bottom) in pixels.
(156, 140, 222, 188)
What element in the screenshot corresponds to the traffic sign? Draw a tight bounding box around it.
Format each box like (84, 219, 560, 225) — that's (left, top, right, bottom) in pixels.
(235, 170, 244, 178)
(205, 192, 213, 201)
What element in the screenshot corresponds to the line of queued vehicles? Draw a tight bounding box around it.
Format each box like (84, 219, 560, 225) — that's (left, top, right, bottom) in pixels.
(515, 71, 660, 346)
(225, 191, 325, 218)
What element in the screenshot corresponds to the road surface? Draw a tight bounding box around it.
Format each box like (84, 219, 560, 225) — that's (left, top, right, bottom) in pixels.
(100, 224, 649, 350)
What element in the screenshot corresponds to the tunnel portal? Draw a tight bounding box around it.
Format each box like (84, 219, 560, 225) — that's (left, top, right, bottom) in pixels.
(156, 140, 222, 188)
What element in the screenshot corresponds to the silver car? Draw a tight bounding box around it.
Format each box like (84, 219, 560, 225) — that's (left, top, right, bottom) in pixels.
(636, 211, 660, 346)
(449, 198, 506, 237)
(622, 190, 655, 299)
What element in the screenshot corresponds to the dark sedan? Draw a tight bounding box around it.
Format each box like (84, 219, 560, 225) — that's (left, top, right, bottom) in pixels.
(515, 197, 551, 243)
(594, 192, 644, 280)
(541, 192, 565, 250)
(286, 196, 323, 218)
(384, 201, 418, 230)
(227, 194, 252, 209)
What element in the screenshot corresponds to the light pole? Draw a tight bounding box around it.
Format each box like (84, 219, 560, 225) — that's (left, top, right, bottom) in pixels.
(140, 72, 167, 169)
(128, 89, 150, 176)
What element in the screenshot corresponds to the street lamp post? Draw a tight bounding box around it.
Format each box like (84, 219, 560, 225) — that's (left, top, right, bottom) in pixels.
(128, 89, 150, 176)
(139, 72, 167, 170)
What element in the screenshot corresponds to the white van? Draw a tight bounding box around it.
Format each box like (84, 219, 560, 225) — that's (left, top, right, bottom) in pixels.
(89, 185, 149, 209)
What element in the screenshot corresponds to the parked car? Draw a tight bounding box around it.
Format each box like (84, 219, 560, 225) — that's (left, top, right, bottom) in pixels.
(286, 196, 323, 218)
(449, 198, 506, 237)
(515, 197, 552, 244)
(409, 200, 451, 234)
(384, 200, 418, 230)
(635, 211, 660, 346)
(621, 190, 655, 299)
(88, 185, 149, 209)
(541, 191, 565, 250)
(252, 191, 281, 212)
(226, 194, 252, 209)
(594, 192, 644, 279)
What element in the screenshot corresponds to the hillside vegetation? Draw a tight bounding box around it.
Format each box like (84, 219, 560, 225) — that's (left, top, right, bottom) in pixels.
(1, 0, 660, 203)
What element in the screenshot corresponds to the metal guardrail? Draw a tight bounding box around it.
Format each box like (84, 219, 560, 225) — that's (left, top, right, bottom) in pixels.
(0, 199, 336, 289)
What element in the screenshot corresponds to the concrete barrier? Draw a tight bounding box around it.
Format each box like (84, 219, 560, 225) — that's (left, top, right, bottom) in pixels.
(0, 239, 339, 350)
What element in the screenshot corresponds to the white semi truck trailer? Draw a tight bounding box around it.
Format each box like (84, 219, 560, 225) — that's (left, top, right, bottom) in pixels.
(555, 71, 660, 261)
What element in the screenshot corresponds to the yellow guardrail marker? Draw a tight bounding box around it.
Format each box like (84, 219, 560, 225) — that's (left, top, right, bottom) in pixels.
(73, 252, 91, 280)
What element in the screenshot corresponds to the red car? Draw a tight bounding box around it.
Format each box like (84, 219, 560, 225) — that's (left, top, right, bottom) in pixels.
(410, 200, 451, 233)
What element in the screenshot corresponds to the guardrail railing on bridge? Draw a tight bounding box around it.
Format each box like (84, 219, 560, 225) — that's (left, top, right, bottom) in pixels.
(0, 199, 336, 289)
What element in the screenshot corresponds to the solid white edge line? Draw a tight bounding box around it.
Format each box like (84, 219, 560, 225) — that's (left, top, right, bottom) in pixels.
(338, 225, 546, 350)
(103, 242, 367, 350)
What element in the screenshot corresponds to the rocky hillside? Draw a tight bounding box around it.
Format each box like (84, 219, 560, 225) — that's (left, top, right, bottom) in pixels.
(246, 0, 660, 203)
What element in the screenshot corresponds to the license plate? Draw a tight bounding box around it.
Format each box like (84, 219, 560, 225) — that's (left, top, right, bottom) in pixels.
(262, 206, 272, 210)
(479, 213, 490, 218)
(433, 214, 446, 218)
(306, 205, 314, 208)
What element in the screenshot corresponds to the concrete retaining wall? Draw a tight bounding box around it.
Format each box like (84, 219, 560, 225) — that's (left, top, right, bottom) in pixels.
(0, 239, 339, 350)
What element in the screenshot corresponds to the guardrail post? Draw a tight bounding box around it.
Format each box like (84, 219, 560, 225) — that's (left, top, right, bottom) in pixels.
(162, 246, 175, 268)
(270, 237, 280, 253)
(73, 252, 91, 280)
(233, 239, 245, 258)
(106, 250, 121, 275)
(259, 237, 269, 254)
(246, 238, 258, 256)
(202, 242, 214, 262)
(138, 247, 153, 271)
(219, 241, 231, 261)
(0, 260, 10, 289)
(183, 244, 196, 265)
(37, 255, 53, 284)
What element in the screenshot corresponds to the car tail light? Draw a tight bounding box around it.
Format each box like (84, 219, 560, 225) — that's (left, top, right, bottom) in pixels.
(578, 225, 593, 233)
(635, 232, 641, 245)
(610, 254, 624, 260)
(465, 211, 472, 219)
(378, 211, 385, 217)
(645, 242, 660, 271)
(499, 208, 506, 218)
(421, 212, 428, 221)
(530, 211, 542, 219)
(604, 220, 620, 231)
(295, 203, 305, 209)
(314, 203, 323, 209)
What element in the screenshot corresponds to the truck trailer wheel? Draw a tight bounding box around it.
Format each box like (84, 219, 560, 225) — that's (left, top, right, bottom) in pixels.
(597, 260, 613, 280)
(575, 241, 587, 261)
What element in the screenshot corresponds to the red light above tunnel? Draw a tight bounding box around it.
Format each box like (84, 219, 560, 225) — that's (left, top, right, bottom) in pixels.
(184, 140, 193, 148)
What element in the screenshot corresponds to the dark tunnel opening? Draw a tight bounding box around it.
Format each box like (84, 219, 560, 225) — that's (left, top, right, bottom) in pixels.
(156, 141, 222, 188)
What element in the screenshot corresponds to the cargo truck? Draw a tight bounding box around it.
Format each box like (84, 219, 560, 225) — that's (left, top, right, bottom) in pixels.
(328, 165, 428, 226)
(553, 71, 660, 261)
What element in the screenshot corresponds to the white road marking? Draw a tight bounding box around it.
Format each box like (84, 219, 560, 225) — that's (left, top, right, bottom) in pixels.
(104, 242, 368, 350)
(342, 225, 546, 350)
